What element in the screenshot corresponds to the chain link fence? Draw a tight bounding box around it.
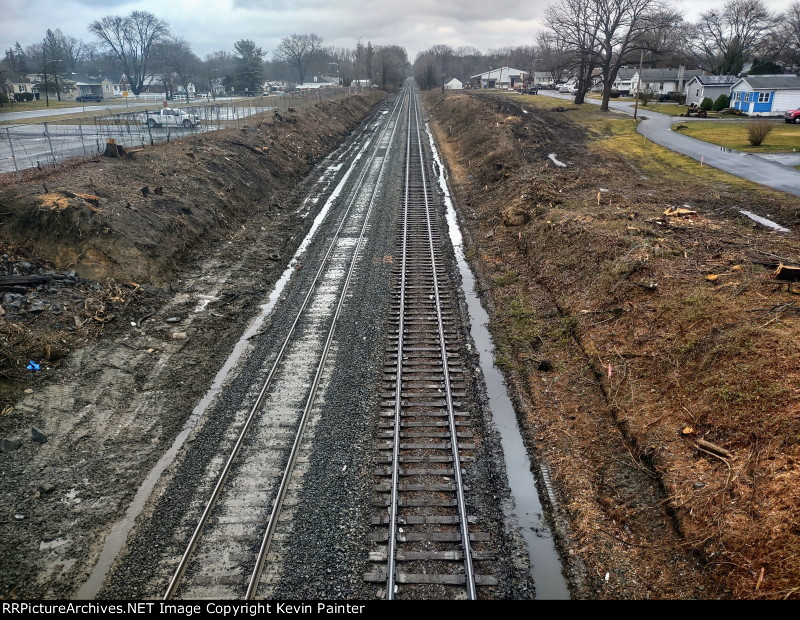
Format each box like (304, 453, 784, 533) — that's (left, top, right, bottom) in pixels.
(0, 87, 369, 177)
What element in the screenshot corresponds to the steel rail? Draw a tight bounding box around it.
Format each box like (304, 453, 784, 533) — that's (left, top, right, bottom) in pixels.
(410, 86, 477, 599)
(385, 84, 413, 601)
(245, 85, 409, 599)
(163, 90, 406, 600)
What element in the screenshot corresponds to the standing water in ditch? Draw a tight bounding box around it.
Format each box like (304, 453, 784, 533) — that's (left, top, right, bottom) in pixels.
(426, 123, 570, 600)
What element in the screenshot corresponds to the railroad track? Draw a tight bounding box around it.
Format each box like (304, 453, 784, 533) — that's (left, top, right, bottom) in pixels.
(364, 84, 497, 599)
(162, 87, 408, 600)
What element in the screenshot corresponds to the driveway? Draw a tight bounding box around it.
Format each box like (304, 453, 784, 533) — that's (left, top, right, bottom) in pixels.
(542, 92, 800, 197)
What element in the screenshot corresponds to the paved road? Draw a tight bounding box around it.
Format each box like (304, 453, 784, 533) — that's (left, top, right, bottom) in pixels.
(541, 92, 800, 197)
(0, 105, 271, 173)
(0, 97, 242, 122)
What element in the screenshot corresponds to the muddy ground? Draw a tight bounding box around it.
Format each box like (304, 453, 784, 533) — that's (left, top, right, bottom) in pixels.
(0, 92, 386, 598)
(426, 91, 800, 599)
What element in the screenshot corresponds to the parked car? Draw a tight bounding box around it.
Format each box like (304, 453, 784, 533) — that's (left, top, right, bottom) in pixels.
(784, 109, 800, 124)
(558, 84, 576, 94)
(76, 94, 102, 102)
(521, 86, 539, 95)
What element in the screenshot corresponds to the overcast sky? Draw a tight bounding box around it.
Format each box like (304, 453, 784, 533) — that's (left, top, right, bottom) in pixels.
(3, 0, 796, 62)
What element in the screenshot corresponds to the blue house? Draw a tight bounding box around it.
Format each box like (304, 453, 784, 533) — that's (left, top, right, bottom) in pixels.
(729, 75, 800, 116)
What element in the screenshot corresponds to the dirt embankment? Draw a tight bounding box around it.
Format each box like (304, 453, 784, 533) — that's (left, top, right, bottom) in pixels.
(0, 92, 385, 396)
(426, 92, 800, 599)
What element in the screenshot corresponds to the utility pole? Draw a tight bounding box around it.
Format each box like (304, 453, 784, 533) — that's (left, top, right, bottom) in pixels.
(633, 49, 644, 121)
(42, 43, 50, 107)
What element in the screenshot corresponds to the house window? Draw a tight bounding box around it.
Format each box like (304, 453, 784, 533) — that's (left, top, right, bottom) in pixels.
(696, 88, 700, 97)
(757, 92, 770, 103)
(734, 92, 741, 101)
(744, 93, 750, 102)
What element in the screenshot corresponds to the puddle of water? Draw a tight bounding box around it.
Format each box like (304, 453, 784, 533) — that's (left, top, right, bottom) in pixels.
(426, 123, 570, 599)
(739, 209, 790, 233)
(76, 122, 375, 601)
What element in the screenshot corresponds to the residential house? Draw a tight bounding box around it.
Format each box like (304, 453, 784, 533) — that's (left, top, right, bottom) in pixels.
(634, 68, 703, 95)
(296, 75, 340, 90)
(684, 75, 737, 106)
(3, 73, 35, 100)
(444, 77, 462, 90)
(729, 75, 800, 116)
(611, 67, 703, 95)
(471, 67, 527, 89)
(611, 68, 637, 94)
(69, 74, 105, 99)
(530, 71, 554, 86)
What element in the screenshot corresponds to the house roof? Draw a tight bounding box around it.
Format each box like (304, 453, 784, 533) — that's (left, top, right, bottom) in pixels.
(686, 75, 737, 86)
(615, 68, 637, 80)
(3, 72, 30, 83)
(638, 68, 703, 82)
(734, 74, 800, 90)
(470, 67, 527, 81)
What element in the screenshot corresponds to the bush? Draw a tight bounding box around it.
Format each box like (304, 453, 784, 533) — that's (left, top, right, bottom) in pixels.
(747, 119, 774, 146)
(0, 92, 8, 105)
(671, 91, 686, 105)
(14, 93, 34, 102)
(713, 94, 730, 111)
(638, 88, 655, 105)
(700, 97, 714, 111)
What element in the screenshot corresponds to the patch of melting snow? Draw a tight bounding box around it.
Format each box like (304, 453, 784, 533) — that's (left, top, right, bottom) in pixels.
(548, 153, 567, 167)
(522, 108, 529, 114)
(194, 294, 218, 313)
(739, 209, 790, 233)
(39, 538, 70, 551)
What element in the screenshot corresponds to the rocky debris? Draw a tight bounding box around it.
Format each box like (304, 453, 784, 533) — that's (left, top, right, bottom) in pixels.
(1, 438, 22, 452)
(31, 427, 47, 444)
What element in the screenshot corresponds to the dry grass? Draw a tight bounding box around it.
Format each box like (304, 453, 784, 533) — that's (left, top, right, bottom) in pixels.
(748, 119, 776, 146)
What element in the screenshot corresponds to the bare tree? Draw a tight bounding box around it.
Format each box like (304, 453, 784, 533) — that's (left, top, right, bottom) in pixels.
(689, 0, 777, 75)
(375, 45, 408, 89)
(784, 2, 800, 70)
(89, 11, 169, 95)
(156, 37, 200, 98)
(536, 31, 572, 84)
(591, 0, 682, 110)
(545, 0, 602, 104)
(273, 33, 324, 84)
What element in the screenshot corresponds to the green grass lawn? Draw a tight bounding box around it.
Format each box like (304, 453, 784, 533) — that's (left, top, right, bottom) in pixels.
(673, 120, 800, 153)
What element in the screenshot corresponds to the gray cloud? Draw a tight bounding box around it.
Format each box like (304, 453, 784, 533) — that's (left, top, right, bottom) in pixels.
(3, 0, 795, 62)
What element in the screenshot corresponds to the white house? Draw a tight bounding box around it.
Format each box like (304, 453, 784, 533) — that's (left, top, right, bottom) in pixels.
(633, 68, 703, 95)
(611, 68, 637, 94)
(685, 75, 737, 106)
(531, 71, 555, 86)
(471, 67, 527, 90)
(444, 77, 462, 90)
(729, 75, 800, 116)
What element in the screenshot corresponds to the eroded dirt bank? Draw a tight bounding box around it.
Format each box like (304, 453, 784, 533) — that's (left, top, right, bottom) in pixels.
(426, 91, 800, 599)
(0, 91, 386, 598)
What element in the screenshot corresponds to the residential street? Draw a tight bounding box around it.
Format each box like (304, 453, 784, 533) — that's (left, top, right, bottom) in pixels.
(545, 91, 800, 197)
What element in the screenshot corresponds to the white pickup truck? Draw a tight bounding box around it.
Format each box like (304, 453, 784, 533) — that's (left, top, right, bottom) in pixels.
(140, 108, 201, 128)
